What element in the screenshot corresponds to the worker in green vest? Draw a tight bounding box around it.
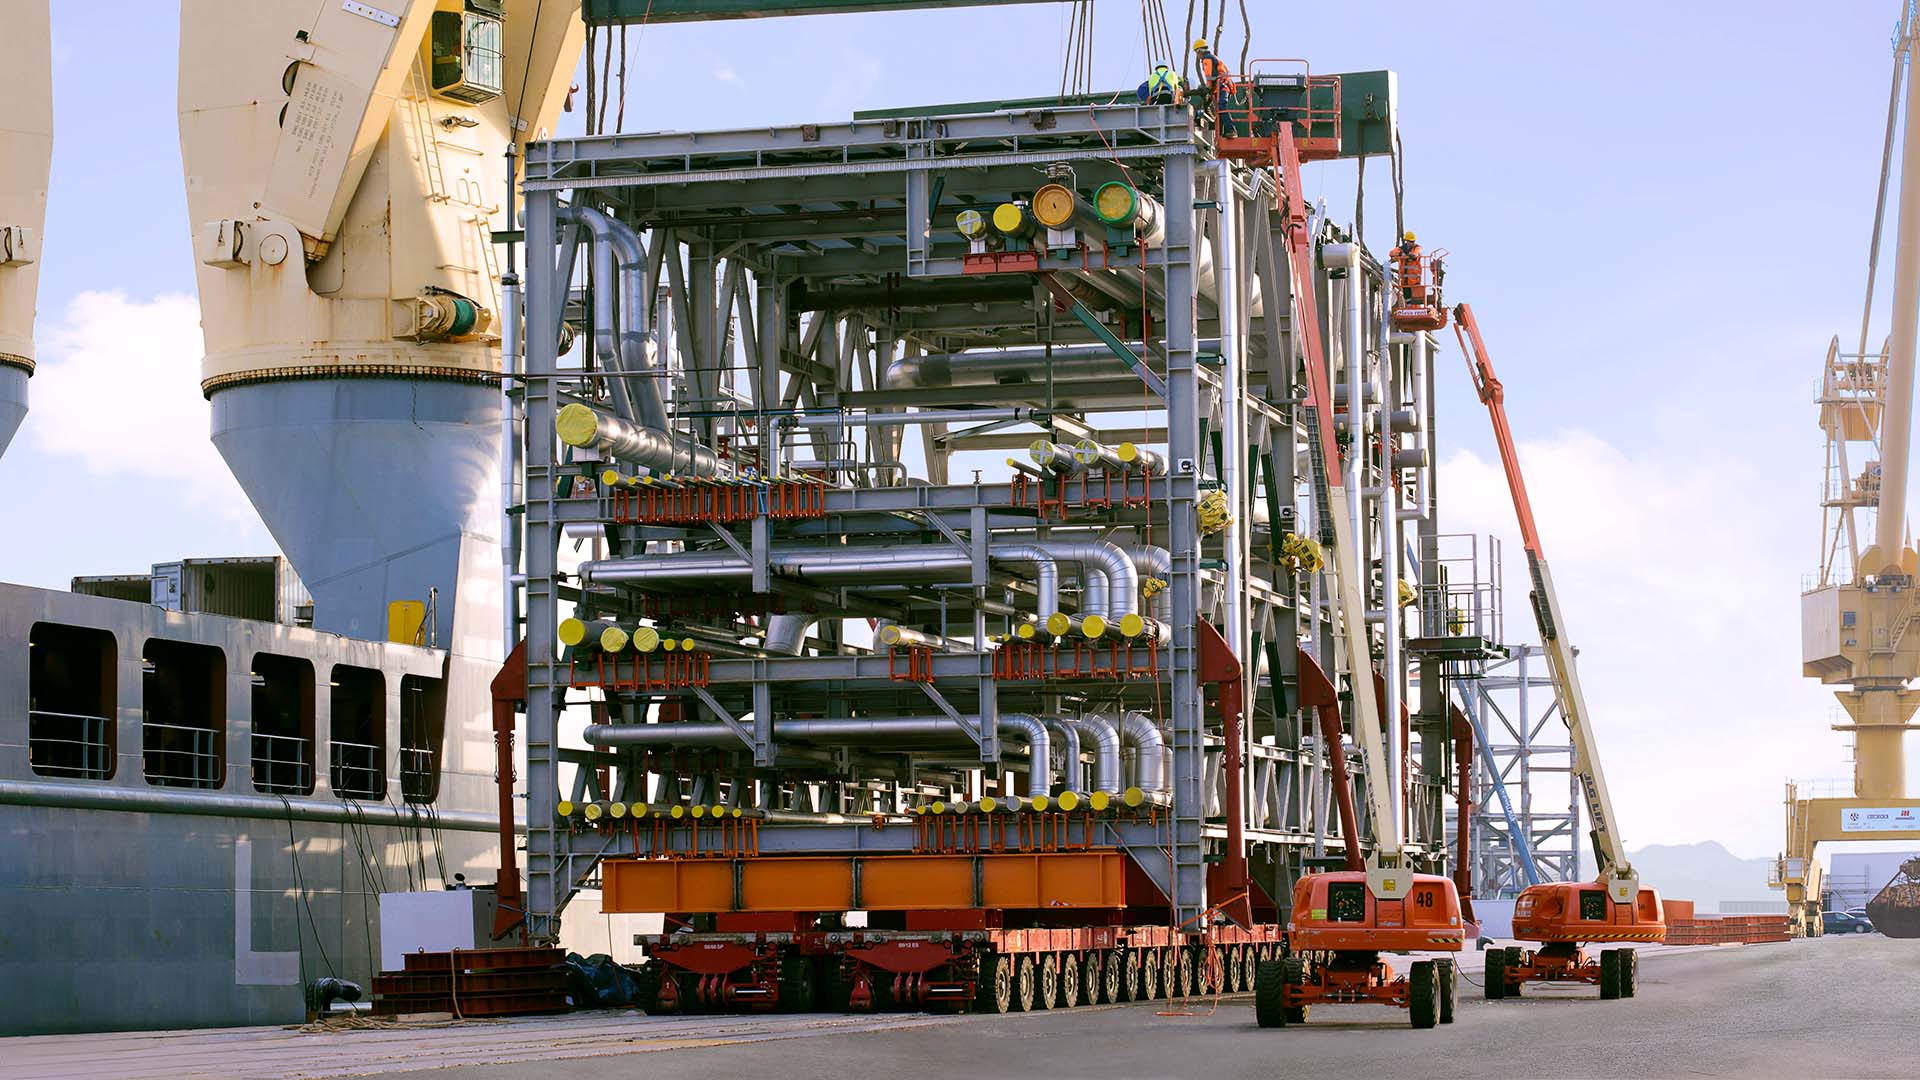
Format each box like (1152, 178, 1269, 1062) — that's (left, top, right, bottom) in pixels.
(1138, 63, 1183, 105)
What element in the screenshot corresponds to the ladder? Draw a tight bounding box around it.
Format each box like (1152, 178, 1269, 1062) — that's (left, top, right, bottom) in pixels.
(406, 60, 449, 203)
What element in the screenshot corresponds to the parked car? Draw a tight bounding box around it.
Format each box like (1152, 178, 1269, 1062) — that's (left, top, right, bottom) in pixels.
(1822, 911, 1875, 934)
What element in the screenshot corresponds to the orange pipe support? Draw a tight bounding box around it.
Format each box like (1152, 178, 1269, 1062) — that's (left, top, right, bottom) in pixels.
(1297, 647, 1365, 872)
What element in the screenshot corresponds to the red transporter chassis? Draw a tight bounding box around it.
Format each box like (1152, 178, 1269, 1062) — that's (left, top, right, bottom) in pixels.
(638, 915, 1287, 1014)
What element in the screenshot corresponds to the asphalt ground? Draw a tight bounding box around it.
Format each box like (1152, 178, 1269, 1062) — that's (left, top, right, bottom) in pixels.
(10, 936, 1916, 1080)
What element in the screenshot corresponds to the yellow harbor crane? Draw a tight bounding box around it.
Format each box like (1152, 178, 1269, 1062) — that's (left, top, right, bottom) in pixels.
(1779, 4, 1920, 936)
(0, 0, 53, 460)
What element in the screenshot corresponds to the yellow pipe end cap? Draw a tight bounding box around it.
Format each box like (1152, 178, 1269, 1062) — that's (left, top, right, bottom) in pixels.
(1117, 442, 1141, 463)
(690, 805, 707, 819)
(1119, 613, 1147, 638)
(1122, 787, 1147, 807)
(956, 209, 989, 239)
(978, 796, 999, 813)
(1094, 181, 1138, 225)
(992, 202, 1028, 234)
(556, 800, 576, 817)
(930, 801, 947, 815)
(661, 637, 678, 652)
(583, 803, 603, 821)
(711, 805, 728, 818)
(555, 402, 600, 447)
(632, 804, 650, 819)
(558, 618, 588, 647)
(729, 807, 743, 818)
(608, 802, 627, 819)
(1045, 612, 1073, 637)
(1032, 183, 1078, 229)
(1057, 790, 1081, 811)
(1090, 791, 1111, 811)
(670, 804, 687, 819)
(680, 638, 696, 652)
(1082, 615, 1107, 639)
(1015, 622, 1038, 640)
(1031, 795, 1052, 812)
(632, 626, 661, 653)
(602, 468, 623, 487)
(878, 624, 904, 646)
(599, 626, 630, 653)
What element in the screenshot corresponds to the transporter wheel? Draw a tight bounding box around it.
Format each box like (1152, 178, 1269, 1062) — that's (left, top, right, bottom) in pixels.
(1170, 948, 1191, 998)
(1599, 948, 1622, 1000)
(1279, 958, 1311, 1024)
(1220, 946, 1239, 993)
(1121, 949, 1143, 1001)
(817, 959, 852, 1012)
(1485, 947, 1507, 1000)
(1622, 949, 1638, 998)
(977, 953, 1015, 1014)
(1408, 960, 1438, 1030)
(779, 952, 816, 1013)
(632, 962, 663, 1013)
(1436, 958, 1456, 1024)
(1141, 948, 1162, 999)
(1253, 960, 1289, 1028)
(1037, 954, 1061, 1009)
(1059, 952, 1082, 1008)
(1013, 955, 1036, 1012)
(1088, 951, 1112, 1005)
(1240, 945, 1256, 993)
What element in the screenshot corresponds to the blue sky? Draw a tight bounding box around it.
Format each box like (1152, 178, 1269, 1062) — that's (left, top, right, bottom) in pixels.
(2, 1, 1913, 859)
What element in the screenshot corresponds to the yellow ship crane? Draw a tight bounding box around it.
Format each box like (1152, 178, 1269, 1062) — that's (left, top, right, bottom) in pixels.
(1, 0, 52, 459)
(1781, 2, 1920, 936)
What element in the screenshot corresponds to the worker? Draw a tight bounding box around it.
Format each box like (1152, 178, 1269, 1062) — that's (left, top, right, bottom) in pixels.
(1137, 63, 1183, 105)
(1391, 231, 1425, 307)
(1193, 38, 1231, 95)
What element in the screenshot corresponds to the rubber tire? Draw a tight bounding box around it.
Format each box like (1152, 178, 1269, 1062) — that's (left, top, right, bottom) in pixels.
(1621, 949, 1637, 998)
(1175, 947, 1196, 997)
(978, 953, 1015, 1014)
(1240, 945, 1256, 993)
(1437, 958, 1456, 1024)
(779, 952, 816, 1013)
(1408, 959, 1438, 1029)
(1485, 946, 1508, 1000)
(1279, 957, 1311, 1024)
(632, 962, 663, 1013)
(1506, 947, 1526, 997)
(1599, 948, 1622, 1000)
(1121, 949, 1142, 1001)
(1059, 952, 1082, 1008)
(1014, 955, 1037, 1012)
(1141, 948, 1162, 999)
(1254, 959, 1289, 1028)
(1089, 951, 1112, 1005)
(1037, 953, 1061, 1010)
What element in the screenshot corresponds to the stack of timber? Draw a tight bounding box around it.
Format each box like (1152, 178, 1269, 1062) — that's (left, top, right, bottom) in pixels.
(372, 947, 571, 1018)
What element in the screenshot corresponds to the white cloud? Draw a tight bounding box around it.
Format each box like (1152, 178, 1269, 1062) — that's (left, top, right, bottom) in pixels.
(1438, 429, 1852, 859)
(29, 290, 259, 523)
(713, 65, 739, 83)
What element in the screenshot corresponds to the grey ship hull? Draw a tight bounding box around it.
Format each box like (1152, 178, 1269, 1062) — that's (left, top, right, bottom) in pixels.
(0, 583, 509, 1035)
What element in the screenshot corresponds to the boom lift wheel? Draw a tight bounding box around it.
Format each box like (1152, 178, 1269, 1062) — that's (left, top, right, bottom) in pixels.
(978, 953, 1015, 1014)
(1253, 960, 1289, 1028)
(1598, 948, 1622, 1000)
(1408, 960, 1439, 1029)
(1278, 957, 1311, 1024)
(1037, 953, 1061, 1009)
(1059, 951, 1082, 1008)
(1014, 955, 1037, 1012)
(1505, 947, 1526, 996)
(1621, 949, 1638, 998)
(1436, 958, 1456, 1024)
(1484, 947, 1507, 1000)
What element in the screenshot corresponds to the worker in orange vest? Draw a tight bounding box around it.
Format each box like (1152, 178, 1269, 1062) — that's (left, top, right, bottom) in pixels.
(1193, 38, 1231, 96)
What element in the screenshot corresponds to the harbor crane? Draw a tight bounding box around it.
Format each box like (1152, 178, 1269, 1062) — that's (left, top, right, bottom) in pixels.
(1451, 302, 1666, 1000)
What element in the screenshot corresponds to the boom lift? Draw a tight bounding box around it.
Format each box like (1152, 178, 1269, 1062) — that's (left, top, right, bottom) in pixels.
(1452, 303, 1665, 1001)
(1252, 131, 1464, 1032)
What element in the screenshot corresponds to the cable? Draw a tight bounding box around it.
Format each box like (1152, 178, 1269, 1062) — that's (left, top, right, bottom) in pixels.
(1238, 0, 1251, 79)
(282, 798, 339, 981)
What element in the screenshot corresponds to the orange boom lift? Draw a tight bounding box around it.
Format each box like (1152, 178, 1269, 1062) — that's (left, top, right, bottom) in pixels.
(1251, 131, 1465, 1031)
(1452, 303, 1666, 1001)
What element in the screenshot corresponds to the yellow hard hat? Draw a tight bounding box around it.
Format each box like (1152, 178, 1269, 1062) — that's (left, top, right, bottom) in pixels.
(1193, 38, 1209, 51)
(1403, 230, 1417, 243)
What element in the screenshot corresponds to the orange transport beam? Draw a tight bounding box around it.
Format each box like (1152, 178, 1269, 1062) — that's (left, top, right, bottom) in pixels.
(603, 852, 1127, 914)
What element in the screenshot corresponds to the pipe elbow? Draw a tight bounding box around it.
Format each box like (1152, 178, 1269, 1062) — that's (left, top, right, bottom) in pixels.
(1121, 710, 1168, 794)
(998, 713, 1052, 797)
